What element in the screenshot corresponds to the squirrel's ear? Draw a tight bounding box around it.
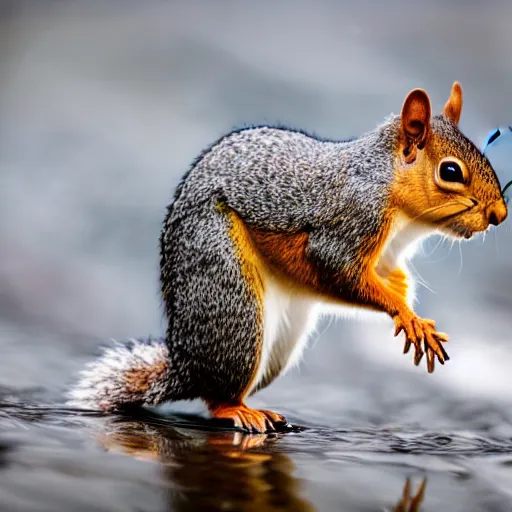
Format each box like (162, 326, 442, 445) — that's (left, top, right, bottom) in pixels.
(443, 81, 463, 125)
(400, 88, 431, 163)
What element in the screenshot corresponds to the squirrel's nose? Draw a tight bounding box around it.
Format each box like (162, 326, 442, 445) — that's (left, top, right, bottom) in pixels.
(487, 200, 508, 226)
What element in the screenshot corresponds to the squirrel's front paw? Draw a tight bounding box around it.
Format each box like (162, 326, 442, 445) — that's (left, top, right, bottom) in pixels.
(393, 312, 449, 372)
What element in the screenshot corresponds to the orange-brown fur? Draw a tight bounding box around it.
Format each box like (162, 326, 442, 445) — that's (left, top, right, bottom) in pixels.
(250, 211, 397, 301)
(209, 207, 404, 430)
(248, 229, 322, 290)
(248, 216, 401, 308)
(391, 82, 505, 234)
(387, 268, 408, 298)
(443, 82, 462, 125)
(124, 360, 168, 395)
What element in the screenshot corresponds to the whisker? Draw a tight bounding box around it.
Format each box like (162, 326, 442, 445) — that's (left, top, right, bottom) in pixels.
(435, 237, 453, 263)
(408, 259, 435, 294)
(457, 240, 463, 276)
(422, 234, 444, 258)
(448, 237, 456, 257)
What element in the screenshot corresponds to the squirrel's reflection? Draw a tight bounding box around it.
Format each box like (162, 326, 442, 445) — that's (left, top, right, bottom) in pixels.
(392, 478, 426, 512)
(97, 416, 316, 512)
(96, 415, 426, 512)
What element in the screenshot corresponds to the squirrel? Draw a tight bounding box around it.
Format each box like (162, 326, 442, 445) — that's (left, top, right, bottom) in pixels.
(68, 82, 508, 433)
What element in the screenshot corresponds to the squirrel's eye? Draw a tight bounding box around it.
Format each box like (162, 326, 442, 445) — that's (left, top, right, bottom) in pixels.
(439, 161, 464, 183)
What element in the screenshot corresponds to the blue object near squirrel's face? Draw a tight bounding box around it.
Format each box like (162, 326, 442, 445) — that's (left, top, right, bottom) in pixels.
(482, 126, 512, 205)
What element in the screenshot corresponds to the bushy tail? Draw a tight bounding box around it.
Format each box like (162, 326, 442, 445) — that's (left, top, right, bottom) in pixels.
(67, 336, 171, 412)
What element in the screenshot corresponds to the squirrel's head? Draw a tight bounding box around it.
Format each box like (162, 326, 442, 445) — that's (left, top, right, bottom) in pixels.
(391, 82, 507, 239)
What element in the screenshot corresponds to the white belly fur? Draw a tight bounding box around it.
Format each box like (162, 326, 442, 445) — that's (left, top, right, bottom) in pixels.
(245, 267, 319, 396)
(376, 212, 438, 307)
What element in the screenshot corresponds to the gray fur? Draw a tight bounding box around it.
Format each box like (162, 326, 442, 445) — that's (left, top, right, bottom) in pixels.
(161, 199, 262, 404)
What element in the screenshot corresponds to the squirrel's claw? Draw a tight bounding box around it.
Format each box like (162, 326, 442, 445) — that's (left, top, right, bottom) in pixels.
(259, 409, 287, 426)
(413, 346, 424, 366)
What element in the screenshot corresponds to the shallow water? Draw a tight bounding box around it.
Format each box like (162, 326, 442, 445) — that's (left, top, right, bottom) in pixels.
(1, 1, 512, 511)
(4, 393, 512, 511)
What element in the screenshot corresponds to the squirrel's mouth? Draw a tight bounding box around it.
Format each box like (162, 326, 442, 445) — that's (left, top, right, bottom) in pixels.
(445, 215, 491, 240)
(448, 224, 475, 240)
(430, 203, 480, 240)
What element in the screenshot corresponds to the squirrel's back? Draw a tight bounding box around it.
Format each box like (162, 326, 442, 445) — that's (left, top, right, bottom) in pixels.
(167, 124, 397, 230)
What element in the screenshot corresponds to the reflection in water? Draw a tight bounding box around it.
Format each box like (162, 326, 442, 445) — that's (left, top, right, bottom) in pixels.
(0, 394, 437, 511)
(98, 417, 316, 512)
(0, 397, 438, 510)
(97, 414, 429, 512)
(393, 479, 426, 512)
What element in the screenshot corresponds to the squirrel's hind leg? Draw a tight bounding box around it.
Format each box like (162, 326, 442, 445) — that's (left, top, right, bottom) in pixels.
(164, 203, 290, 433)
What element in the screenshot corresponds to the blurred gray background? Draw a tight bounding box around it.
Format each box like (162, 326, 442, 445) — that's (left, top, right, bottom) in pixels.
(0, 0, 511, 418)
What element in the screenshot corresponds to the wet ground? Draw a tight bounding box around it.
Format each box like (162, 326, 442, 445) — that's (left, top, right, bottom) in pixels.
(3, 389, 512, 512)
(2, 1, 512, 511)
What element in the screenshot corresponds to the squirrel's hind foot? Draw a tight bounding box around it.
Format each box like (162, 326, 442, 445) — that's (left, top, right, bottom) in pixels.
(208, 402, 287, 433)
